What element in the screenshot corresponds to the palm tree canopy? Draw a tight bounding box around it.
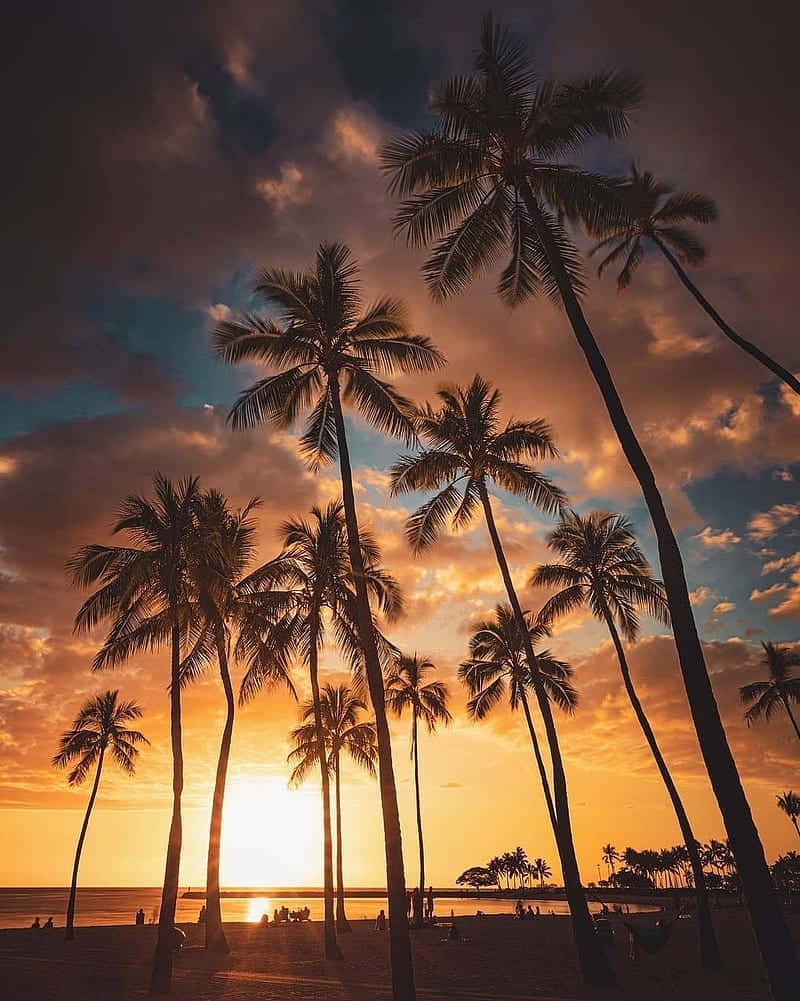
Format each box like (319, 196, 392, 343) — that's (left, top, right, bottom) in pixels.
(459, 603, 578, 717)
(239, 501, 401, 703)
(212, 242, 444, 468)
(389, 375, 566, 552)
(380, 13, 640, 307)
(777, 792, 800, 819)
(739, 641, 800, 725)
(53, 690, 149, 786)
(590, 164, 718, 289)
(385, 654, 452, 741)
(532, 510, 670, 642)
(601, 844, 620, 865)
(288, 683, 378, 786)
(66, 474, 203, 670)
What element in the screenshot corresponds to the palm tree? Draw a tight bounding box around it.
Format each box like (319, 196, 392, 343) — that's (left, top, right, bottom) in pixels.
(389, 376, 613, 982)
(53, 691, 148, 940)
(740, 642, 800, 742)
(777, 793, 800, 839)
(590, 165, 800, 396)
(240, 501, 400, 959)
(381, 17, 795, 995)
(288, 684, 378, 932)
(459, 603, 578, 835)
(601, 844, 620, 879)
(533, 510, 720, 967)
(214, 243, 443, 1001)
(67, 474, 201, 994)
(385, 654, 451, 924)
(181, 489, 297, 953)
(532, 858, 552, 890)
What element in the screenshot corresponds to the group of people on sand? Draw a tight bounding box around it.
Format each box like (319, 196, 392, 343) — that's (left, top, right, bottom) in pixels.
(514, 900, 541, 920)
(262, 905, 310, 926)
(30, 916, 54, 929)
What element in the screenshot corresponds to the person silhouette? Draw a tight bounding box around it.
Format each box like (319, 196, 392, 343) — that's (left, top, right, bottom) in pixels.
(426, 886, 434, 920)
(375, 908, 387, 932)
(43, 917, 54, 928)
(31, 917, 40, 929)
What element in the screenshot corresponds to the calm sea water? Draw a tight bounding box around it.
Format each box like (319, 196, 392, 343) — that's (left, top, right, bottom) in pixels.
(0, 888, 654, 930)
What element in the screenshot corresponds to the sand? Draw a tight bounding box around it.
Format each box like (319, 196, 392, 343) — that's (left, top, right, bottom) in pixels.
(0, 909, 793, 1000)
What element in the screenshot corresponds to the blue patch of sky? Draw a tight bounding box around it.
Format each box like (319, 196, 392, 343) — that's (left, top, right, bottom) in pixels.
(0, 382, 122, 439)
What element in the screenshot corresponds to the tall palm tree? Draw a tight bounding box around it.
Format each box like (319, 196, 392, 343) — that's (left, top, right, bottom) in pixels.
(590, 165, 800, 397)
(240, 501, 400, 959)
(532, 858, 552, 890)
(385, 654, 451, 923)
(601, 844, 620, 879)
(389, 376, 613, 982)
(67, 474, 201, 994)
(459, 603, 578, 835)
(777, 793, 800, 839)
(53, 691, 148, 940)
(181, 489, 297, 953)
(740, 642, 800, 742)
(288, 684, 378, 932)
(533, 510, 720, 967)
(214, 243, 443, 1001)
(381, 17, 795, 995)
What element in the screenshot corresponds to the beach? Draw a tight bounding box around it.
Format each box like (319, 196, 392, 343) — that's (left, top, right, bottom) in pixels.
(1, 908, 793, 1000)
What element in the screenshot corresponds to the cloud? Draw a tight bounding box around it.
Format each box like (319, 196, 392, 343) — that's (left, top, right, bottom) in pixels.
(749, 583, 788, 603)
(689, 586, 714, 605)
(748, 503, 800, 542)
(695, 526, 741, 550)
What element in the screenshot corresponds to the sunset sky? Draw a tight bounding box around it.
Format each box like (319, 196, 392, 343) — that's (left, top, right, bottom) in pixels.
(2, 1, 798, 890)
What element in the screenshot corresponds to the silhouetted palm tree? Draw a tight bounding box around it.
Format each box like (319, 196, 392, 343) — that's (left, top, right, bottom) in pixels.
(241, 501, 399, 958)
(385, 654, 451, 922)
(459, 603, 577, 834)
(777, 793, 800, 839)
(591, 165, 800, 396)
(390, 375, 611, 978)
(181, 489, 296, 953)
(601, 844, 620, 879)
(740, 642, 800, 743)
(532, 858, 552, 890)
(381, 17, 794, 993)
(288, 684, 378, 932)
(67, 474, 201, 993)
(53, 690, 148, 940)
(533, 510, 719, 967)
(215, 243, 443, 1000)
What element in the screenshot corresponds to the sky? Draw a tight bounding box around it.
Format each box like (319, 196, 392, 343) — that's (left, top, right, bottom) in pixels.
(1, 0, 799, 890)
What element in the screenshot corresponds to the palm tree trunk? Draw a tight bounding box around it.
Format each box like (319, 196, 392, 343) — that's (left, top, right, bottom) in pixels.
(518, 689, 558, 834)
(602, 609, 720, 968)
(151, 620, 184, 994)
(334, 752, 351, 933)
(64, 747, 105, 940)
(412, 711, 425, 926)
(523, 188, 797, 1001)
(780, 694, 800, 743)
(654, 237, 800, 397)
(793, 818, 800, 840)
(204, 626, 234, 953)
(309, 604, 342, 960)
(478, 481, 614, 987)
(330, 377, 416, 1001)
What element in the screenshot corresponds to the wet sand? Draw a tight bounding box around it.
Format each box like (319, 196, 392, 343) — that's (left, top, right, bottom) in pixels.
(0, 908, 793, 1000)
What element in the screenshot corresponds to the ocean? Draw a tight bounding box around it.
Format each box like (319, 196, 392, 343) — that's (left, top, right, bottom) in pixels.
(0, 888, 654, 929)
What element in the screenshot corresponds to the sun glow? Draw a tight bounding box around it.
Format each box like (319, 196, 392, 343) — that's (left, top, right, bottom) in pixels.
(246, 897, 272, 923)
(220, 777, 322, 888)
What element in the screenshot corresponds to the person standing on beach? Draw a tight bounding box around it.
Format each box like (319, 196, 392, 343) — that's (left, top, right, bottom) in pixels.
(426, 887, 434, 920)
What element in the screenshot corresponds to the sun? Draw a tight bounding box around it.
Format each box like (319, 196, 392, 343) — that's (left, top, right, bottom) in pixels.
(220, 776, 322, 888)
